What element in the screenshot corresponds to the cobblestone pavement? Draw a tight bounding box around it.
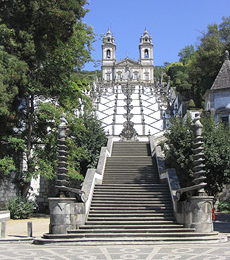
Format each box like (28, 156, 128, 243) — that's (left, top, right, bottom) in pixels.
(1, 242, 230, 260)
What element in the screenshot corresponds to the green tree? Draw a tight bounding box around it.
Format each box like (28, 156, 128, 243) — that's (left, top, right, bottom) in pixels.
(163, 116, 194, 187)
(163, 113, 230, 198)
(178, 45, 195, 65)
(202, 114, 230, 197)
(187, 21, 228, 106)
(166, 62, 192, 99)
(0, 0, 99, 196)
(167, 17, 230, 108)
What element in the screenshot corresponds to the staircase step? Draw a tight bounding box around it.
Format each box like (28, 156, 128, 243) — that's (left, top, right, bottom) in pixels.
(44, 232, 218, 239)
(90, 206, 170, 210)
(74, 227, 195, 233)
(80, 224, 186, 229)
(93, 192, 170, 196)
(91, 198, 171, 202)
(87, 217, 174, 222)
(88, 213, 174, 217)
(102, 181, 160, 184)
(91, 202, 171, 206)
(42, 232, 219, 240)
(89, 209, 173, 213)
(34, 234, 221, 245)
(94, 187, 169, 191)
(85, 220, 177, 225)
(93, 194, 170, 198)
(95, 184, 168, 187)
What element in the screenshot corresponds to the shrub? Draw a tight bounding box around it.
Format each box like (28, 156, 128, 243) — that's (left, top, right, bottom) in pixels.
(6, 197, 35, 219)
(218, 201, 230, 212)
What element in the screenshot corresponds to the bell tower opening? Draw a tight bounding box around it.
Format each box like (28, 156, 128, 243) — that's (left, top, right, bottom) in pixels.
(107, 49, 111, 58)
(144, 49, 149, 58)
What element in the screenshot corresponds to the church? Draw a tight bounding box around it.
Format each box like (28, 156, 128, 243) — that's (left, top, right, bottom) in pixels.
(91, 28, 168, 139)
(101, 28, 154, 83)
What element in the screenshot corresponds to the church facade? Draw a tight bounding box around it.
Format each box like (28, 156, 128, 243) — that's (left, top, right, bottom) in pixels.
(101, 28, 154, 84)
(91, 29, 168, 139)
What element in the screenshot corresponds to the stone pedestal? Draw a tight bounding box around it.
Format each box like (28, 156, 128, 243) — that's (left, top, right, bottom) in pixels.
(183, 196, 214, 232)
(49, 198, 79, 234)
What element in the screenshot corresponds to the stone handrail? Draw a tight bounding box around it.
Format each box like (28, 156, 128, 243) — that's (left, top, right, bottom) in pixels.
(80, 136, 114, 217)
(176, 183, 207, 201)
(96, 136, 113, 176)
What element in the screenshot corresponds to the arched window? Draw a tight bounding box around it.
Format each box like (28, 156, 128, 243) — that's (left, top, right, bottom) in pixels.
(134, 72, 138, 80)
(144, 49, 149, 58)
(117, 72, 122, 80)
(107, 49, 111, 58)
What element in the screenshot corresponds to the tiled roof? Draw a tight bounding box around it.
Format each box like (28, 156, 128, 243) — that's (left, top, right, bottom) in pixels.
(211, 50, 230, 90)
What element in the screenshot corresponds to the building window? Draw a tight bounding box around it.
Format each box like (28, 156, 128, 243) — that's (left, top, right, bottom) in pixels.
(134, 72, 138, 80)
(106, 74, 110, 81)
(107, 49, 111, 58)
(220, 115, 229, 126)
(144, 49, 149, 58)
(145, 73, 149, 81)
(117, 73, 122, 80)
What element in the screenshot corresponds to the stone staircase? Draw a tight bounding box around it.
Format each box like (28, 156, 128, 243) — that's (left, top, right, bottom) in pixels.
(38, 141, 220, 244)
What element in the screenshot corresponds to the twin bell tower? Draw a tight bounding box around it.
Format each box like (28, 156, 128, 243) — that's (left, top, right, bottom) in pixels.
(101, 28, 154, 84)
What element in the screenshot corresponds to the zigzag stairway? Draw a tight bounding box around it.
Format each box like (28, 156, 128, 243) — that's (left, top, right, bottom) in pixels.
(39, 141, 220, 244)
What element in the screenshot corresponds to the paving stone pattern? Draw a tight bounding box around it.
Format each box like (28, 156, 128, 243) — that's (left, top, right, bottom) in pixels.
(1, 243, 230, 259)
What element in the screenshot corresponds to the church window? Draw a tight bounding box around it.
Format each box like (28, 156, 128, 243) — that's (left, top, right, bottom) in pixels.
(134, 72, 138, 80)
(145, 73, 149, 81)
(144, 49, 149, 58)
(117, 73, 122, 80)
(106, 74, 110, 81)
(107, 49, 111, 58)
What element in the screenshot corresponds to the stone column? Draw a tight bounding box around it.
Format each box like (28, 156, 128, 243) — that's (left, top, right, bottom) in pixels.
(183, 113, 214, 233)
(48, 114, 86, 234)
(183, 196, 213, 232)
(49, 198, 77, 234)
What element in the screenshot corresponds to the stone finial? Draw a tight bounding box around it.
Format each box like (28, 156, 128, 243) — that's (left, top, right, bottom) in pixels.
(192, 113, 203, 136)
(225, 50, 229, 60)
(59, 113, 67, 138)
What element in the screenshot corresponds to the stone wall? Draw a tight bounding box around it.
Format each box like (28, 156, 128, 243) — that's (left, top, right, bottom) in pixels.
(29, 175, 56, 213)
(29, 176, 82, 213)
(0, 171, 83, 213)
(0, 173, 18, 210)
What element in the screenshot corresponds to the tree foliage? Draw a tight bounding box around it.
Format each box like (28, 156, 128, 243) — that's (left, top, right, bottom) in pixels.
(166, 17, 230, 108)
(166, 62, 192, 99)
(163, 114, 230, 198)
(0, 0, 106, 197)
(202, 114, 230, 196)
(178, 45, 195, 65)
(163, 116, 194, 187)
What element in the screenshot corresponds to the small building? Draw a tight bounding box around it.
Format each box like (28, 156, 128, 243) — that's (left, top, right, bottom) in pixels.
(204, 50, 230, 126)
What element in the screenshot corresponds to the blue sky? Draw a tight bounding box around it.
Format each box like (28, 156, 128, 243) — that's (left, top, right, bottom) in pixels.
(83, 0, 230, 71)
